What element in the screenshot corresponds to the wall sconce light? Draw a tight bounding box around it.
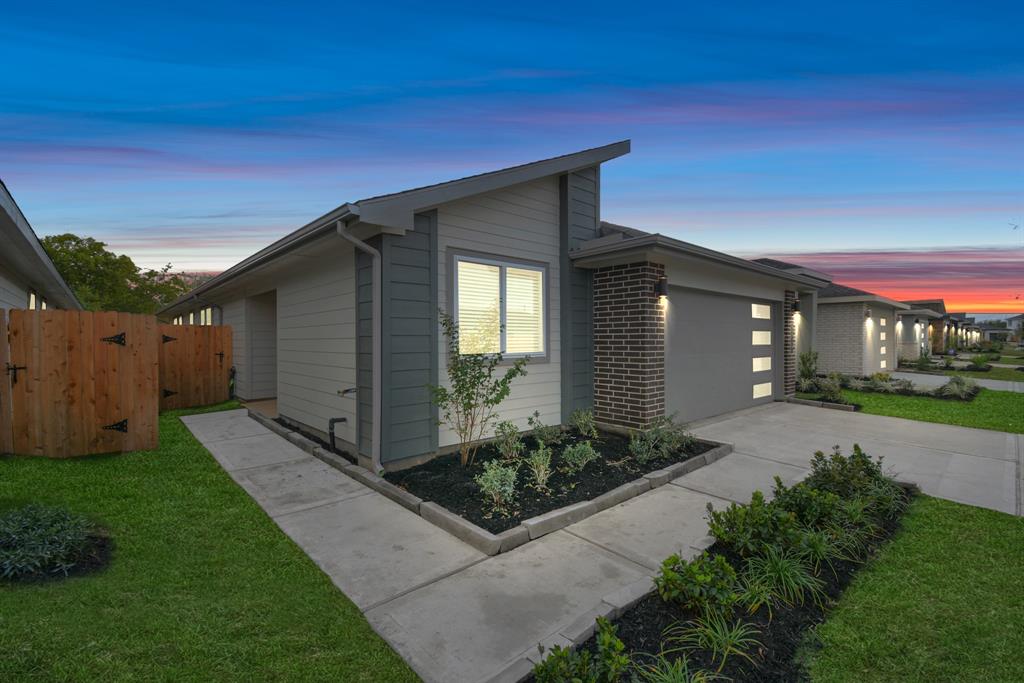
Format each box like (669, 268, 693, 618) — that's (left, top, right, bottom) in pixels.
(653, 276, 668, 298)
(865, 308, 873, 319)
(792, 299, 801, 312)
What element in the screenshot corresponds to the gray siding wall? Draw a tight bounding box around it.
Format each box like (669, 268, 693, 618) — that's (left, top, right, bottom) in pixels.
(249, 291, 277, 399)
(356, 240, 376, 457)
(815, 303, 865, 375)
(795, 291, 816, 360)
(220, 299, 248, 399)
(560, 167, 599, 420)
(0, 263, 27, 310)
(436, 176, 562, 446)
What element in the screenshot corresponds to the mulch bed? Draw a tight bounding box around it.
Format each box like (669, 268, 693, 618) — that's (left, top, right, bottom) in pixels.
(569, 491, 911, 683)
(385, 430, 717, 534)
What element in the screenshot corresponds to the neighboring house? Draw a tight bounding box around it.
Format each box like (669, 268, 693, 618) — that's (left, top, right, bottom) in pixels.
(159, 141, 825, 471)
(979, 322, 1010, 343)
(903, 299, 952, 354)
(1006, 313, 1024, 342)
(0, 179, 81, 312)
(896, 308, 942, 360)
(811, 283, 908, 375)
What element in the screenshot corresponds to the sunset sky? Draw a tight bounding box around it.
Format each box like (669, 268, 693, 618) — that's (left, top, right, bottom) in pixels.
(1, 2, 1021, 313)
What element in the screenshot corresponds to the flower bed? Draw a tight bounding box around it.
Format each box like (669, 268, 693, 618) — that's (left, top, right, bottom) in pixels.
(531, 445, 913, 683)
(386, 426, 718, 534)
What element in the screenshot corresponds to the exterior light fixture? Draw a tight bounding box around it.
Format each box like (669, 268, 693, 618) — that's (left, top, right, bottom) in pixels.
(653, 275, 668, 297)
(865, 308, 872, 319)
(792, 299, 801, 312)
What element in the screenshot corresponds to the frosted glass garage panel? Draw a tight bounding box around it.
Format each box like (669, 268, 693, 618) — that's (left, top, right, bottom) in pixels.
(752, 330, 772, 345)
(753, 382, 772, 399)
(457, 261, 500, 354)
(752, 356, 771, 372)
(505, 267, 544, 354)
(751, 303, 771, 319)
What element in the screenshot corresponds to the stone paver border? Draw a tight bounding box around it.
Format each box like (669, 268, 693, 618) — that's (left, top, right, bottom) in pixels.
(248, 409, 731, 556)
(786, 396, 857, 411)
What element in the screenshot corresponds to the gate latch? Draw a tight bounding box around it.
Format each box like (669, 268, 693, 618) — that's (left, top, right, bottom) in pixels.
(4, 362, 27, 385)
(215, 352, 224, 364)
(102, 419, 128, 433)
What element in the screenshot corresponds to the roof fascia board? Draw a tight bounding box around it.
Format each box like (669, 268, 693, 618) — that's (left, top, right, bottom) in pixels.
(819, 295, 910, 309)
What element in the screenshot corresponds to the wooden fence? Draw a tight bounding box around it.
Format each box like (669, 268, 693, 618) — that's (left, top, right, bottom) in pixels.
(158, 323, 232, 411)
(0, 309, 231, 458)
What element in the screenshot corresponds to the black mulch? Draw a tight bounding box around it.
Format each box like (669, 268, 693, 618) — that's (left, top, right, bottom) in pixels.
(567, 493, 911, 683)
(384, 431, 717, 534)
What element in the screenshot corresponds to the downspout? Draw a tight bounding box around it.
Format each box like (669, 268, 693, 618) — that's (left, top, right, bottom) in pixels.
(336, 216, 383, 474)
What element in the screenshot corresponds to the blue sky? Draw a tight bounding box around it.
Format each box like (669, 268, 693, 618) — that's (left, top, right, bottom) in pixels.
(1, 2, 1022, 309)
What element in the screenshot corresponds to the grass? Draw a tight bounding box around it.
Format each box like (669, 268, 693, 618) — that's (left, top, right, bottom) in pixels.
(808, 495, 1024, 683)
(0, 402, 418, 683)
(797, 388, 1024, 433)
(946, 366, 1023, 381)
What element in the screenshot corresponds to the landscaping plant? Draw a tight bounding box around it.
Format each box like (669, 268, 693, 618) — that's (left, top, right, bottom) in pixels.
(526, 445, 553, 492)
(533, 617, 629, 683)
(705, 490, 800, 557)
(933, 375, 979, 400)
(914, 352, 932, 371)
(743, 546, 824, 607)
(629, 416, 695, 466)
(570, 407, 600, 439)
(0, 504, 100, 580)
(798, 350, 818, 380)
(632, 654, 723, 682)
(654, 551, 737, 615)
(493, 420, 525, 462)
(561, 440, 600, 474)
(967, 354, 991, 371)
(816, 373, 846, 404)
(803, 444, 887, 500)
(431, 313, 528, 467)
(528, 410, 564, 447)
(473, 460, 518, 516)
(666, 612, 763, 673)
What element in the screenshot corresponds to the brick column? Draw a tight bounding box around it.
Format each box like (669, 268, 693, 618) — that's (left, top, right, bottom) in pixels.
(592, 262, 666, 429)
(783, 291, 797, 396)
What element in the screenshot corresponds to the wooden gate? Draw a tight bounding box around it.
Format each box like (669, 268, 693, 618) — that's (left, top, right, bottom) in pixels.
(5, 310, 159, 457)
(158, 324, 232, 411)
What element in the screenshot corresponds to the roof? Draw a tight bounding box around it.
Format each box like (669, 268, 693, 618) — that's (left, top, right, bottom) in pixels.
(749, 257, 833, 283)
(570, 229, 828, 289)
(903, 299, 946, 314)
(898, 308, 943, 319)
(816, 281, 910, 309)
(160, 141, 631, 315)
(0, 179, 82, 310)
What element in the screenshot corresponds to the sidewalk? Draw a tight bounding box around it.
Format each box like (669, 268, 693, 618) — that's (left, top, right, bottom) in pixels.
(892, 370, 1024, 393)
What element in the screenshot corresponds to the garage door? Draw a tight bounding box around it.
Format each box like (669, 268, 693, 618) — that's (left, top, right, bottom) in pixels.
(665, 288, 780, 422)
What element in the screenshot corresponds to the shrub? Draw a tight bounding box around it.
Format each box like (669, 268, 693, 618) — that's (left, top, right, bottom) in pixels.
(1, 505, 97, 580)
(633, 654, 723, 682)
(796, 377, 817, 393)
(533, 616, 628, 683)
(570, 408, 599, 439)
(771, 477, 843, 529)
(933, 375, 979, 400)
(431, 313, 528, 467)
(941, 356, 954, 369)
(667, 612, 763, 673)
(629, 416, 695, 465)
(654, 552, 737, 614)
(797, 528, 846, 575)
(914, 353, 932, 371)
(868, 377, 898, 394)
(798, 350, 818, 380)
(526, 445, 553, 492)
(474, 460, 518, 516)
(967, 354, 991, 371)
(892, 378, 916, 394)
(862, 477, 909, 522)
(528, 411, 564, 447)
(816, 373, 845, 404)
(494, 420, 525, 462)
(736, 575, 778, 621)
(870, 372, 891, 383)
(743, 545, 824, 607)
(561, 441, 600, 474)
(705, 491, 800, 557)
(803, 444, 886, 500)
(846, 377, 868, 392)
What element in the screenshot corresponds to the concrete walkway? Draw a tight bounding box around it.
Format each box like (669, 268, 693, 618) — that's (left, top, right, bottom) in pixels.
(892, 370, 1024, 393)
(182, 405, 1022, 683)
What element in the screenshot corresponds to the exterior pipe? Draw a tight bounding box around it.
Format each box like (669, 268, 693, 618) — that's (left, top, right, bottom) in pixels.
(336, 219, 383, 474)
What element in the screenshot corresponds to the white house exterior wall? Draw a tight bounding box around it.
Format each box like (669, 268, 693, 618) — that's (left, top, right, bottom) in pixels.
(816, 303, 865, 375)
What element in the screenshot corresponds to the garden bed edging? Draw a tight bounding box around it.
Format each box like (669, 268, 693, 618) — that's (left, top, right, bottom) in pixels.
(787, 396, 857, 411)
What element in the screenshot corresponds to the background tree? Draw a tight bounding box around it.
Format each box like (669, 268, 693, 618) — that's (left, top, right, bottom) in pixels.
(41, 233, 191, 313)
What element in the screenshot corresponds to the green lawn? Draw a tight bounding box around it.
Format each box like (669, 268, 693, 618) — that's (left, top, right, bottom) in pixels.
(947, 366, 1024, 381)
(0, 402, 417, 683)
(809, 496, 1024, 683)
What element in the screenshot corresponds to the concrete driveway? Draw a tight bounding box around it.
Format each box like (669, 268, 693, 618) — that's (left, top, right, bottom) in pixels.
(691, 402, 1022, 516)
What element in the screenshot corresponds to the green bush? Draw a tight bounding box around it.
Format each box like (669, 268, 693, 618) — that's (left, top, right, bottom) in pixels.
(816, 373, 846, 404)
(933, 375, 979, 400)
(796, 376, 818, 393)
(526, 445, 553, 492)
(803, 444, 886, 500)
(533, 616, 628, 683)
(705, 491, 800, 557)
(798, 350, 818, 380)
(629, 416, 695, 465)
(666, 612, 763, 673)
(560, 441, 599, 474)
(474, 461, 518, 516)
(967, 354, 991, 371)
(528, 411, 564, 448)
(743, 545, 824, 607)
(654, 552, 737, 615)
(570, 408, 599, 439)
(632, 654, 722, 682)
(1, 505, 98, 580)
(914, 352, 932, 371)
(493, 420, 525, 462)
(771, 478, 843, 529)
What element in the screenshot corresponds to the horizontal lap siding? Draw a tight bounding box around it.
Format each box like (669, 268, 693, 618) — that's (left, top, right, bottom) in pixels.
(248, 292, 277, 399)
(220, 299, 248, 399)
(0, 263, 28, 310)
(562, 167, 599, 418)
(276, 239, 357, 445)
(438, 176, 562, 447)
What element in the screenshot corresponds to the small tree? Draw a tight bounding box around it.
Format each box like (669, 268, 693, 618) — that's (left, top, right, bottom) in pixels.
(798, 351, 818, 380)
(431, 313, 528, 467)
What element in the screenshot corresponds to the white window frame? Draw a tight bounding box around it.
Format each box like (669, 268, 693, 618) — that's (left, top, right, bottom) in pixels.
(453, 254, 547, 358)
(28, 290, 37, 310)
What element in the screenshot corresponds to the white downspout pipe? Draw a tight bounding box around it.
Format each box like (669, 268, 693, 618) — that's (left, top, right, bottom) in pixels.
(336, 218, 383, 474)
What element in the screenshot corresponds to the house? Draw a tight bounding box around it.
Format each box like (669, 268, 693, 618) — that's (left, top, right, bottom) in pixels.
(979, 322, 1010, 343)
(1006, 313, 1024, 342)
(159, 141, 825, 471)
(810, 283, 909, 374)
(896, 307, 942, 361)
(903, 299, 952, 354)
(0, 179, 81, 312)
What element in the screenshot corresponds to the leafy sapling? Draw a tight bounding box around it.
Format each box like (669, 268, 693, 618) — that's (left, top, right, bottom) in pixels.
(527, 410, 563, 447)
(526, 445, 553, 492)
(560, 441, 599, 474)
(474, 461, 518, 516)
(569, 408, 599, 439)
(493, 420, 525, 462)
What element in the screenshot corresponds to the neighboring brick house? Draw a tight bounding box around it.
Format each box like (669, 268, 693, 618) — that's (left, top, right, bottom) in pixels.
(896, 307, 942, 361)
(813, 283, 908, 375)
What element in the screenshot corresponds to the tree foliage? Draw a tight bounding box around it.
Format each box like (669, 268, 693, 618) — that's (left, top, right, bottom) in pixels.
(41, 233, 191, 313)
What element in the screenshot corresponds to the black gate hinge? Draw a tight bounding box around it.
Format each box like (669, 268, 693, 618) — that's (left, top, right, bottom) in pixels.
(102, 419, 128, 433)
(162, 389, 178, 398)
(5, 362, 27, 385)
(101, 332, 126, 346)
(162, 334, 177, 343)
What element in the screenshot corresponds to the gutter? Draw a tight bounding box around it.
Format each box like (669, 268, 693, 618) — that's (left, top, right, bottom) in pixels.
(335, 215, 383, 475)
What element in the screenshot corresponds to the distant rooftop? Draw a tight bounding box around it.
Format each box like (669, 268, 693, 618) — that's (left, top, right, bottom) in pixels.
(819, 282, 873, 298)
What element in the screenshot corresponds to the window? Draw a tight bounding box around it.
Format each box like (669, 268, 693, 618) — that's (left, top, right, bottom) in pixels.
(880, 346, 886, 355)
(880, 332, 886, 341)
(172, 316, 182, 325)
(751, 303, 771, 319)
(880, 317, 887, 327)
(752, 330, 772, 345)
(753, 382, 772, 399)
(188, 311, 195, 325)
(40, 299, 47, 310)
(752, 356, 771, 372)
(28, 290, 37, 310)
(198, 306, 213, 325)
(454, 256, 545, 356)
(880, 360, 887, 369)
